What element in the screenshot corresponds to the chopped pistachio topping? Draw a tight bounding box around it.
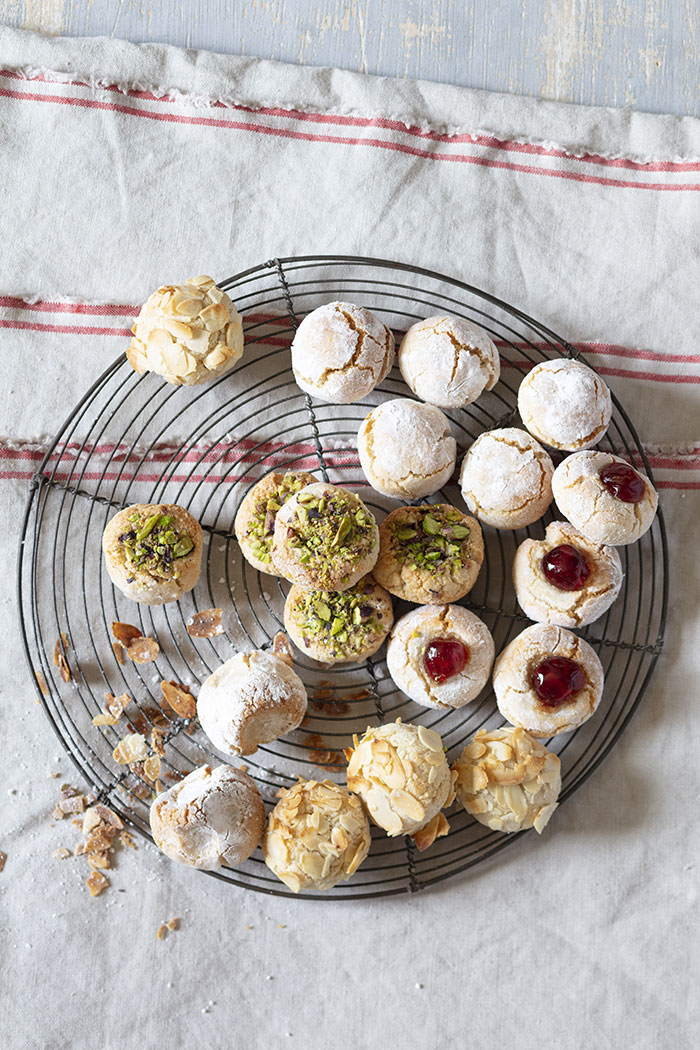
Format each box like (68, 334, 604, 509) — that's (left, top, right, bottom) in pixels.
(246, 473, 310, 563)
(389, 506, 471, 576)
(118, 511, 193, 580)
(293, 583, 385, 657)
(285, 492, 375, 587)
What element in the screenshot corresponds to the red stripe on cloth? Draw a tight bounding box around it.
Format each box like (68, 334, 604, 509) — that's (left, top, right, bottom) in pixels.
(0, 318, 132, 337)
(499, 359, 700, 384)
(0, 295, 137, 316)
(2, 83, 698, 192)
(3, 69, 699, 175)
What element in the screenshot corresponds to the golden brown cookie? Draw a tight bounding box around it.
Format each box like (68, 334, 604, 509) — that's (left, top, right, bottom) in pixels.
(284, 575, 393, 664)
(234, 470, 318, 574)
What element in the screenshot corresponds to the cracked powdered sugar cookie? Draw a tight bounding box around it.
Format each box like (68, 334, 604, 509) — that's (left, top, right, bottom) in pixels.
(150, 764, 265, 870)
(291, 301, 395, 403)
(452, 727, 561, 833)
(459, 427, 554, 529)
(513, 520, 623, 628)
(398, 314, 500, 408)
(126, 275, 243, 385)
(284, 575, 393, 664)
(272, 482, 379, 591)
(373, 503, 483, 604)
(102, 503, 203, 604)
(386, 604, 495, 710)
(345, 720, 455, 837)
(234, 470, 318, 574)
(262, 779, 371, 892)
(518, 359, 612, 451)
(358, 398, 457, 499)
(197, 650, 308, 756)
(493, 623, 604, 737)
(552, 451, 658, 545)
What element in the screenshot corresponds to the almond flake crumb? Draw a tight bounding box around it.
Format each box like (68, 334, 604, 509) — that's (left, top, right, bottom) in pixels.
(86, 871, 109, 897)
(151, 727, 166, 756)
(53, 634, 71, 682)
(167, 917, 180, 931)
(160, 680, 196, 719)
(0, 852, 6, 872)
(52, 848, 71, 860)
(126, 637, 160, 664)
(186, 608, 223, 638)
(119, 830, 137, 850)
(50, 771, 61, 778)
(111, 621, 142, 646)
(113, 733, 148, 765)
(157, 924, 168, 941)
(35, 671, 49, 697)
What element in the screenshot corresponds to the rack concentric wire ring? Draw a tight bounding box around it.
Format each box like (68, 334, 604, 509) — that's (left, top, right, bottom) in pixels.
(17, 255, 668, 898)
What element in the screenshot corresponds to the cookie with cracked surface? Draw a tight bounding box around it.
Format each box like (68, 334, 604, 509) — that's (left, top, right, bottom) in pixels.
(513, 521, 623, 627)
(452, 727, 561, 834)
(552, 451, 658, 545)
(291, 300, 395, 403)
(386, 604, 495, 710)
(234, 470, 318, 574)
(345, 719, 455, 837)
(150, 764, 265, 870)
(518, 359, 612, 451)
(102, 502, 203, 604)
(197, 650, 308, 757)
(493, 623, 604, 737)
(398, 314, 500, 408)
(373, 504, 483, 604)
(126, 275, 244, 386)
(272, 482, 379, 590)
(284, 575, 393, 664)
(358, 398, 457, 499)
(262, 779, 371, 892)
(459, 427, 554, 529)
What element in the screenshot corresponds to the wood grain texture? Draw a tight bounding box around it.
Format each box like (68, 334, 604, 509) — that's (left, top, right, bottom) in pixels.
(1, 0, 698, 117)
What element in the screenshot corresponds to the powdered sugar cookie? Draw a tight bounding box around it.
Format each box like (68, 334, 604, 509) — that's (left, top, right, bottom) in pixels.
(518, 359, 612, 451)
(234, 470, 318, 574)
(386, 604, 495, 710)
(398, 314, 500, 408)
(284, 575, 393, 664)
(459, 427, 554, 529)
(291, 301, 394, 403)
(552, 451, 658, 545)
(513, 521, 623, 627)
(493, 623, 604, 737)
(358, 398, 457, 499)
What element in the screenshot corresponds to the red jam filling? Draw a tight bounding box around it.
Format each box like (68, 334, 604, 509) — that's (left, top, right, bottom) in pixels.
(530, 657, 586, 707)
(598, 463, 646, 503)
(423, 638, 470, 684)
(542, 544, 591, 591)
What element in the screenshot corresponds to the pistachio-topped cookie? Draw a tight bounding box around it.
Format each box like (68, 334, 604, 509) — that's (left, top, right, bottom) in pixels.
(272, 482, 379, 591)
(234, 470, 318, 574)
(284, 575, 393, 664)
(373, 504, 484, 604)
(102, 503, 203, 604)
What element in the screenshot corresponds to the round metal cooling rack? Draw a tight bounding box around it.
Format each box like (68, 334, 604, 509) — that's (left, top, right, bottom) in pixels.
(17, 255, 668, 899)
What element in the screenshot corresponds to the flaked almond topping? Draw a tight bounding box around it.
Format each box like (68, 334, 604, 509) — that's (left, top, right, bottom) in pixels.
(112, 642, 126, 665)
(87, 851, 111, 870)
(52, 847, 71, 860)
(112, 733, 148, 765)
(126, 636, 160, 664)
(86, 871, 109, 897)
(53, 635, 71, 682)
(272, 630, 294, 665)
(412, 811, 450, 852)
(119, 830, 137, 850)
(112, 621, 142, 646)
(35, 671, 49, 696)
(160, 680, 196, 719)
(143, 755, 161, 783)
(186, 608, 223, 638)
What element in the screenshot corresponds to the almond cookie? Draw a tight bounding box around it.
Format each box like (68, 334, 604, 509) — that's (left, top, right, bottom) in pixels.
(518, 359, 612, 451)
(386, 604, 495, 710)
(398, 314, 500, 408)
(284, 575, 393, 664)
(102, 503, 203, 605)
(345, 720, 455, 837)
(459, 427, 554, 529)
(513, 521, 623, 628)
(291, 301, 395, 403)
(552, 451, 658, 545)
(272, 482, 379, 591)
(126, 275, 243, 385)
(262, 779, 371, 892)
(452, 727, 561, 833)
(373, 504, 483, 604)
(234, 470, 318, 574)
(197, 650, 308, 757)
(150, 764, 264, 870)
(358, 398, 457, 499)
(493, 623, 604, 737)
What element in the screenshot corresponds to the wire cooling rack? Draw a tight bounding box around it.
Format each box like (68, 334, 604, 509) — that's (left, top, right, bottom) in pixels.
(17, 255, 668, 899)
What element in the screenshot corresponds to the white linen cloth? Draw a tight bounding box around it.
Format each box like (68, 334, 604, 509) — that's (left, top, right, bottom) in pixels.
(0, 24, 698, 1050)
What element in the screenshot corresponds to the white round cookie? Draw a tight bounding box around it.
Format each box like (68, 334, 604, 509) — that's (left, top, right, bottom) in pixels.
(513, 521, 623, 628)
(493, 623, 605, 737)
(149, 764, 265, 870)
(358, 398, 457, 499)
(387, 605, 495, 710)
(197, 650, 308, 757)
(552, 451, 658, 545)
(518, 359, 612, 451)
(398, 315, 500, 408)
(459, 427, 554, 529)
(291, 301, 395, 403)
